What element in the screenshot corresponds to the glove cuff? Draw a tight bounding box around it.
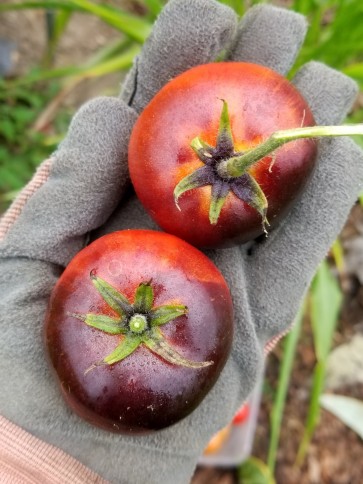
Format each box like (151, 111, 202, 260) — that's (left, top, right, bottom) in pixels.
(0, 159, 52, 242)
(0, 415, 107, 484)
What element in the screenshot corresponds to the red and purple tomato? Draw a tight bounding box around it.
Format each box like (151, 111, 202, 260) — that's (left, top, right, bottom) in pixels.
(129, 62, 317, 248)
(44, 230, 233, 434)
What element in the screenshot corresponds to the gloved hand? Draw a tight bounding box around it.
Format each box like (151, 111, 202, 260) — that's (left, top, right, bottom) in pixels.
(0, 1, 362, 483)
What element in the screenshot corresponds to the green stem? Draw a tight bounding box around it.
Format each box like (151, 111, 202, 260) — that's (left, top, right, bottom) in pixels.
(296, 360, 326, 465)
(7, 41, 138, 88)
(267, 304, 304, 475)
(218, 124, 363, 178)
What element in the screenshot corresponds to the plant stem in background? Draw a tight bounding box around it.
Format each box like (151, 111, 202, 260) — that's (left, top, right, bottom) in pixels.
(267, 304, 304, 475)
(43, 9, 72, 67)
(296, 360, 326, 465)
(296, 260, 343, 465)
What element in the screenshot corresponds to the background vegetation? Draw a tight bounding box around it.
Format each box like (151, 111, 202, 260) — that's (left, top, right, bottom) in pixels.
(1, 1, 363, 482)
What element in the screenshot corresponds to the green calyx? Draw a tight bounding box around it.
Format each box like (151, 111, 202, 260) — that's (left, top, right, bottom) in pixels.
(174, 99, 270, 230)
(71, 272, 213, 373)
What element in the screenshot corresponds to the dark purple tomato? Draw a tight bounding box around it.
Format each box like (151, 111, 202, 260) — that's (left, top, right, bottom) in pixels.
(44, 230, 233, 434)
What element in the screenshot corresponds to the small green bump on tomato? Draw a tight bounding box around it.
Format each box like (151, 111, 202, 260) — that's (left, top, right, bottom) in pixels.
(129, 314, 148, 333)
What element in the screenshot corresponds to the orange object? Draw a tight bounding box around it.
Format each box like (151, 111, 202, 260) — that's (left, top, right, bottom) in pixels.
(204, 425, 231, 455)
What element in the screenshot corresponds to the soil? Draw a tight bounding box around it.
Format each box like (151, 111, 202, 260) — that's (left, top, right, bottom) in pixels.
(0, 5, 124, 105)
(1, 3, 363, 483)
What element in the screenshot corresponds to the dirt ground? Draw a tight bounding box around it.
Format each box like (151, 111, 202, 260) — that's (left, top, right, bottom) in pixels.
(2, 5, 363, 484)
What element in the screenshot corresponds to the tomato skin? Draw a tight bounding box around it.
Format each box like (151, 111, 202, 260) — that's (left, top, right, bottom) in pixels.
(128, 62, 317, 248)
(44, 230, 233, 434)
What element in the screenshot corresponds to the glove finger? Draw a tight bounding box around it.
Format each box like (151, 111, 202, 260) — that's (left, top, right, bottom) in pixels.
(0, 98, 137, 267)
(246, 136, 363, 341)
(292, 61, 358, 125)
(121, 0, 238, 113)
(227, 5, 307, 75)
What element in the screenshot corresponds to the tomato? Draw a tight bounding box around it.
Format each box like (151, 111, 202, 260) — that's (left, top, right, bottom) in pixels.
(44, 230, 233, 434)
(128, 62, 317, 248)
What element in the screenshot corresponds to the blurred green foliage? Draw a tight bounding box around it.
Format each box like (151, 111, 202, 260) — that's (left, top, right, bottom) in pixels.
(0, 81, 71, 212)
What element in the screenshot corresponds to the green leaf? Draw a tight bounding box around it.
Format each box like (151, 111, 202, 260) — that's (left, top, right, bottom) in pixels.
(331, 239, 345, 275)
(143, 0, 164, 17)
(1, 120, 16, 142)
(69, 46, 140, 80)
(134, 282, 154, 313)
(42, 9, 73, 67)
(0, 189, 19, 203)
(10, 43, 140, 86)
(70, 0, 152, 42)
(9, 106, 35, 124)
(344, 62, 363, 81)
(320, 394, 363, 439)
(0, 0, 75, 10)
(150, 305, 188, 326)
(0, 1, 152, 42)
(310, 260, 343, 362)
(90, 273, 133, 316)
(238, 457, 276, 484)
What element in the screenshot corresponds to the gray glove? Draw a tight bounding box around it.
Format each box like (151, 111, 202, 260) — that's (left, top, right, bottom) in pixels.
(0, 1, 362, 483)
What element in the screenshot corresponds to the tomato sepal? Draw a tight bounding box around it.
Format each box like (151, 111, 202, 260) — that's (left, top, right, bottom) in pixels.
(173, 99, 269, 229)
(72, 274, 213, 372)
(143, 327, 214, 369)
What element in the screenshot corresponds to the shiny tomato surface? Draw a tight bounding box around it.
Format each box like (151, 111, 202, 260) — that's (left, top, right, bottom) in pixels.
(45, 230, 233, 434)
(129, 62, 317, 248)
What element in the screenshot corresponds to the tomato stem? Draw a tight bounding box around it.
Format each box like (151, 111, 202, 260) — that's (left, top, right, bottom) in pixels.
(218, 124, 363, 178)
(175, 97, 362, 229)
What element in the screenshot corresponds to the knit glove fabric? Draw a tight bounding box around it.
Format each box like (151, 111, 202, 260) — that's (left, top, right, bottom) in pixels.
(0, 1, 362, 483)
